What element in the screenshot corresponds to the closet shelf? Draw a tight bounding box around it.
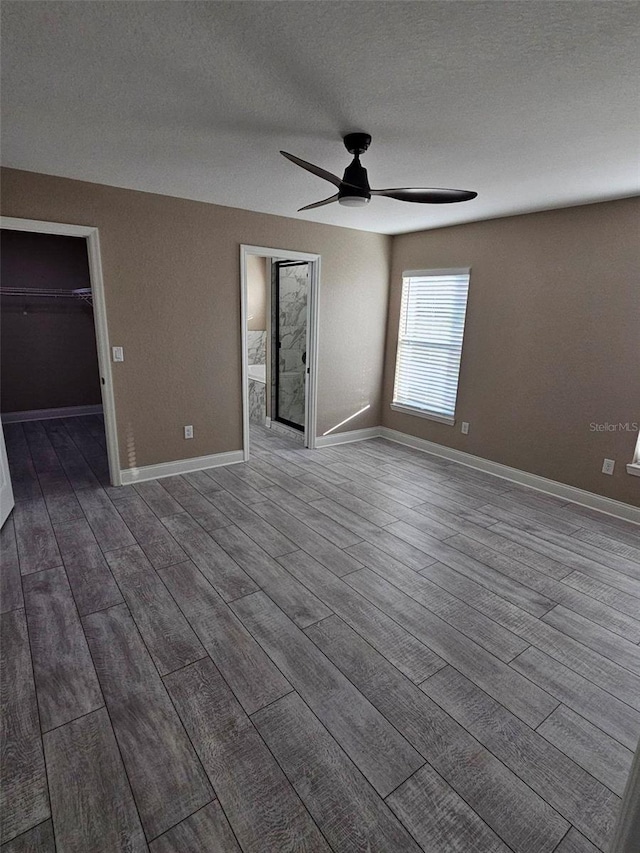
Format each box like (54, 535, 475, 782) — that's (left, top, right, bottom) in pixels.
(0, 287, 92, 305)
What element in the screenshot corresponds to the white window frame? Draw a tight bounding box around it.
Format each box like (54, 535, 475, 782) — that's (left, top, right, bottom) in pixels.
(627, 432, 640, 477)
(391, 267, 470, 426)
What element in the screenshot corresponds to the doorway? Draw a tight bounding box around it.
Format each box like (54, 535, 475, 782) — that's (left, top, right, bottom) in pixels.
(240, 245, 320, 459)
(0, 218, 120, 517)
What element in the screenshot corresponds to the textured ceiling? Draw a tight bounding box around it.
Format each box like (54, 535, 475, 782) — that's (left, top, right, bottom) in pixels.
(2, 1, 639, 235)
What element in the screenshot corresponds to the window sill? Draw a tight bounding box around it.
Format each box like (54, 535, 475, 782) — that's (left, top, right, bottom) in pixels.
(390, 403, 455, 426)
(626, 463, 640, 477)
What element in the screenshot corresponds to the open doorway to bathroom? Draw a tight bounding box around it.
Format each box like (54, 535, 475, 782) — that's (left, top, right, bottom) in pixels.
(240, 245, 320, 459)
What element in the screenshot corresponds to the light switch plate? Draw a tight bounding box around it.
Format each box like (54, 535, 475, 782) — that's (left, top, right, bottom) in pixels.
(112, 346, 124, 362)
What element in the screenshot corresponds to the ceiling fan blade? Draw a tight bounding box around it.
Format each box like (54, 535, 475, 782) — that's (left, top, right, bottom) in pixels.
(371, 187, 477, 204)
(298, 193, 340, 212)
(281, 151, 343, 188)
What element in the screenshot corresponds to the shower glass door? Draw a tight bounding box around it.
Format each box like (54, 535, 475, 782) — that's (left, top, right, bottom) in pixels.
(274, 261, 308, 431)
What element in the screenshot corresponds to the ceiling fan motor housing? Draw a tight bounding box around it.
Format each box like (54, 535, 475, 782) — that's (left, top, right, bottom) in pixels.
(340, 156, 371, 202)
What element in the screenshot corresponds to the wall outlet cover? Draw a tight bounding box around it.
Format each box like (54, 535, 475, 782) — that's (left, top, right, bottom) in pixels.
(461, 422, 470, 435)
(112, 346, 124, 362)
(184, 425, 194, 439)
(602, 458, 615, 475)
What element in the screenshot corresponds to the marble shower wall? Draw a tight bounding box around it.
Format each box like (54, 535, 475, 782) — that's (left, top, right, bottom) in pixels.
(247, 331, 266, 423)
(277, 263, 308, 428)
(247, 330, 266, 366)
(249, 378, 266, 424)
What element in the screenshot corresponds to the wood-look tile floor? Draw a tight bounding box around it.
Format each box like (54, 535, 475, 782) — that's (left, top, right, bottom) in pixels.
(1, 416, 639, 852)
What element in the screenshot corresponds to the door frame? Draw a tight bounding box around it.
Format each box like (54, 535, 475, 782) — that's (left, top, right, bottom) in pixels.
(1, 217, 122, 486)
(0, 420, 14, 527)
(240, 245, 320, 458)
(611, 735, 640, 851)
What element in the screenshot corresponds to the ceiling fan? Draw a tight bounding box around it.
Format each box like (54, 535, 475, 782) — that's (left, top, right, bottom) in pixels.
(281, 133, 477, 211)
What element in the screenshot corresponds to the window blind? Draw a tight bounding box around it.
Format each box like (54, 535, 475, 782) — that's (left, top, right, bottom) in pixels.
(392, 269, 470, 424)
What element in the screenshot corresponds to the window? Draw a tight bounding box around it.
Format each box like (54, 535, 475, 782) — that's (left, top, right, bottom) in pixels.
(628, 433, 640, 477)
(392, 268, 470, 425)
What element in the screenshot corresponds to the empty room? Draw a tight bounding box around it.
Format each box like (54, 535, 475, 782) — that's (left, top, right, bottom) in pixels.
(1, 2, 639, 853)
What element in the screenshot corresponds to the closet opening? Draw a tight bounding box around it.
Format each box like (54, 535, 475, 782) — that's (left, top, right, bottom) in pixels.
(0, 218, 120, 529)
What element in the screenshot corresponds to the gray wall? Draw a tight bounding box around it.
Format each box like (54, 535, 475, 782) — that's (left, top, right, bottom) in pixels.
(384, 197, 640, 505)
(1, 168, 390, 466)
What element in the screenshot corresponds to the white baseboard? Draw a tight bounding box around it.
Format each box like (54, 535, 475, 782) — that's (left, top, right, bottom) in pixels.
(120, 449, 244, 485)
(315, 427, 383, 447)
(2, 404, 103, 424)
(115, 423, 637, 522)
(380, 427, 640, 525)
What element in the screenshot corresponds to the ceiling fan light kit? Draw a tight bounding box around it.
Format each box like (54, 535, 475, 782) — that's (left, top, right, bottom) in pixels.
(281, 132, 477, 213)
(338, 196, 370, 207)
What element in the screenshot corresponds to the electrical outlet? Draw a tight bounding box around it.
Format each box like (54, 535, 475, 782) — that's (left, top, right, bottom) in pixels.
(184, 425, 194, 439)
(461, 422, 470, 435)
(112, 346, 124, 362)
(602, 458, 615, 475)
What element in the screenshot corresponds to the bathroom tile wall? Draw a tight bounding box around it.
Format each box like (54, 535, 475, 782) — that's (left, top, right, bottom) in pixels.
(249, 377, 266, 425)
(247, 331, 267, 424)
(247, 330, 266, 366)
